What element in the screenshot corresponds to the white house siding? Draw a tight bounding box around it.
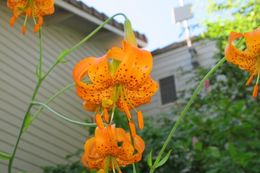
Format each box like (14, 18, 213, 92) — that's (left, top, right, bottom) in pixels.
(0, 3, 116, 173)
(141, 40, 218, 116)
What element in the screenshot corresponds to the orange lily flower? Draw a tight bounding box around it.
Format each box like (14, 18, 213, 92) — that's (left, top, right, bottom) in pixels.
(73, 40, 158, 131)
(7, 0, 55, 33)
(225, 27, 260, 97)
(81, 125, 145, 172)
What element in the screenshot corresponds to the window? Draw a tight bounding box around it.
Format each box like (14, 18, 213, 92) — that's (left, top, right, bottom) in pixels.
(159, 76, 177, 105)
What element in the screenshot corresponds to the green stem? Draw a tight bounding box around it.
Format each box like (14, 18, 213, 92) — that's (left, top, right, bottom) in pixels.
(30, 82, 75, 123)
(8, 80, 42, 173)
(31, 101, 96, 127)
(41, 13, 128, 81)
(39, 29, 43, 78)
(149, 57, 226, 173)
(132, 163, 137, 173)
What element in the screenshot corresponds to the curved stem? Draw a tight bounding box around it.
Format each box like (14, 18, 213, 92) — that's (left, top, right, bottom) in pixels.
(31, 102, 96, 127)
(41, 13, 128, 81)
(149, 57, 226, 173)
(30, 82, 75, 123)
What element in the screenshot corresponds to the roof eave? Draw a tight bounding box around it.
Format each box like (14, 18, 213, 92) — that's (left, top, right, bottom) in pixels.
(55, 0, 147, 47)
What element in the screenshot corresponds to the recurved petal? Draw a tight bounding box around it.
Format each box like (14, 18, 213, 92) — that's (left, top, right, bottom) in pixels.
(107, 47, 125, 61)
(118, 77, 158, 109)
(244, 27, 260, 53)
(75, 85, 113, 106)
(225, 32, 257, 73)
(83, 101, 99, 112)
(114, 41, 153, 89)
(73, 57, 98, 85)
(88, 56, 112, 86)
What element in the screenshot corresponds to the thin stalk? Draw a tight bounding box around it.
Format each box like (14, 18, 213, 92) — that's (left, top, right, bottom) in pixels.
(31, 102, 96, 127)
(38, 28, 43, 78)
(8, 79, 42, 173)
(31, 82, 75, 123)
(149, 57, 226, 173)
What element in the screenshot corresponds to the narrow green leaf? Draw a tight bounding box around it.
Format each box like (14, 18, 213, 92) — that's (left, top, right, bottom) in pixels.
(147, 150, 153, 168)
(23, 113, 33, 132)
(156, 150, 172, 168)
(0, 150, 11, 160)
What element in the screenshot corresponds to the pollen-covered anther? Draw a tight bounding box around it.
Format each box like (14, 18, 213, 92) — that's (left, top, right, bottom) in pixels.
(253, 85, 258, 98)
(128, 121, 136, 137)
(137, 111, 144, 130)
(123, 102, 132, 119)
(21, 25, 26, 34)
(95, 114, 104, 129)
(246, 74, 254, 86)
(9, 16, 17, 26)
(103, 109, 109, 123)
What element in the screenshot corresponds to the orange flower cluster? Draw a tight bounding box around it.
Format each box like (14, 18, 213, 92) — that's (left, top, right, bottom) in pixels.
(7, 0, 55, 34)
(73, 40, 158, 132)
(225, 27, 260, 97)
(73, 39, 158, 172)
(81, 125, 145, 172)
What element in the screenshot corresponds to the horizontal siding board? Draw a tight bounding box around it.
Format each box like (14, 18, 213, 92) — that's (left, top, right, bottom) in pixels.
(145, 40, 217, 115)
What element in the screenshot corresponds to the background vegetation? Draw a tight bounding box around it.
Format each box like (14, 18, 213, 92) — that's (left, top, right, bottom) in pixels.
(43, 0, 260, 172)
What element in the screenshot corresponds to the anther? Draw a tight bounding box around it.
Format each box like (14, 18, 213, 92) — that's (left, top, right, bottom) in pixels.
(246, 74, 254, 86)
(95, 114, 104, 129)
(253, 85, 259, 98)
(128, 121, 136, 137)
(103, 109, 109, 123)
(137, 111, 144, 130)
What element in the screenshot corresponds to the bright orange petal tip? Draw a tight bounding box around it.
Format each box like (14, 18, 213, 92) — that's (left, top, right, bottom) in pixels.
(137, 111, 144, 130)
(253, 85, 258, 98)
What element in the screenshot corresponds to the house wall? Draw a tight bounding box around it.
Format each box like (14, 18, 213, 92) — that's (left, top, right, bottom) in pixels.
(141, 40, 218, 116)
(0, 4, 112, 173)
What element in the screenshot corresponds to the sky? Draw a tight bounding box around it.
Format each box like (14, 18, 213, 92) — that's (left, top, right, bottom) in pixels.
(81, 0, 209, 51)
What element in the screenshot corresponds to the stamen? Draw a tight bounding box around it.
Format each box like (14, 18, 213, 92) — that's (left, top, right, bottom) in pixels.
(253, 85, 258, 98)
(22, 14, 29, 34)
(246, 74, 254, 86)
(10, 16, 17, 26)
(123, 102, 132, 119)
(137, 111, 144, 130)
(34, 24, 40, 33)
(21, 25, 26, 34)
(253, 73, 259, 98)
(103, 109, 109, 123)
(128, 121, 136, 137)
(95, 114, 104, 129)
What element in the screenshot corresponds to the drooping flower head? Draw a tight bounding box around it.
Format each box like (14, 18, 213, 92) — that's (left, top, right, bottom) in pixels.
(73, 40, 158, 134)
(225, 27, 260, 97)
(7, 0, 55, 33)
(81, 125, 145, 172)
